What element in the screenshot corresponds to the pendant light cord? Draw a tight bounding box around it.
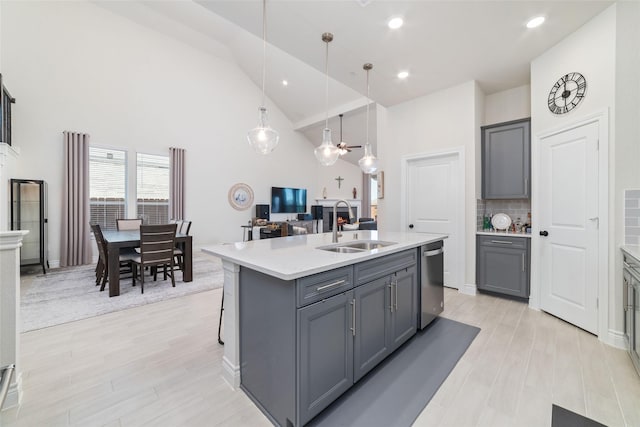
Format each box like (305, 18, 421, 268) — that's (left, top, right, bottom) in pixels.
(324, 40, 329, 129)
(365, 68, 370, 143)
(261, 0, 267, 108)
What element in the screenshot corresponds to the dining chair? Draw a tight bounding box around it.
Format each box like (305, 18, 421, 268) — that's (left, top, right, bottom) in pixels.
(174, 220, 192, 273)
(130, 223, 178, 294)
(90, 223, 136, 291)
(116, 218, 143, 231)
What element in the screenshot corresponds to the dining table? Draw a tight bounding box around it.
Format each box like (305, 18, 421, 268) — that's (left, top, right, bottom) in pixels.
(102, 229, 193, 297)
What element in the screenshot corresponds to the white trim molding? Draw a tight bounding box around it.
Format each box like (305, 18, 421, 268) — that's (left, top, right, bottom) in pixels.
(220, 259, 241, 390)
(0, 142, 19, 168)
(605, 329, 626, 350)
(458, 283, 477, 296)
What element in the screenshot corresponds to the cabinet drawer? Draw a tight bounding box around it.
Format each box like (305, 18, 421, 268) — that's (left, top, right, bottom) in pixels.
(354, 249, 417, 286)
(478, 235, 528, 249)
(297, 266, 354, 307)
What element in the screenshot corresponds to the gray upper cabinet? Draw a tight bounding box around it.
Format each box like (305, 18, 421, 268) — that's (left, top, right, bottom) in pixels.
(481, 118, 531, 199)
(476, 236, 530, 299)
(297, 291, 354, 426)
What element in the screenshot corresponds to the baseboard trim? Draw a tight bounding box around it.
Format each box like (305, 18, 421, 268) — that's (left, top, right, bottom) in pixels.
(458, 283, 477, 296)
(603, 329, 626, 349)
(222, 356, 240, 390)
(49, 260, 60, 269)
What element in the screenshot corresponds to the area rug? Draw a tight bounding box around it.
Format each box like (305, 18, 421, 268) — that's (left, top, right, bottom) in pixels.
(309, 317, 480, 427)
(20, 252, 223, 332)
(551, 404, 606, 427)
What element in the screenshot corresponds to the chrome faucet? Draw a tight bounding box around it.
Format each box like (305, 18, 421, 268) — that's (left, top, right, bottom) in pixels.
(332, 199, 354, 243)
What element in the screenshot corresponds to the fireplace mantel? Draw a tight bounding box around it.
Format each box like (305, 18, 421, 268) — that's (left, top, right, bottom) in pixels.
(314, 198, 361, 210)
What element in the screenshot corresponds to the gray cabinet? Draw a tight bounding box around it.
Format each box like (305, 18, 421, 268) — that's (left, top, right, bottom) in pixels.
(476, 236, 530, 299)
(239, 248, 421, 426)
(297, 291, 354, 426)
(481, 118, 531, 199)
(353, 277, 391, 382)
(390, 266, 418, 351)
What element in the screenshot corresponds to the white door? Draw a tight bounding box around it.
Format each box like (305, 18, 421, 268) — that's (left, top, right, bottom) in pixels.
(406, 153, 462, 289)
(539, 121, 599, 334)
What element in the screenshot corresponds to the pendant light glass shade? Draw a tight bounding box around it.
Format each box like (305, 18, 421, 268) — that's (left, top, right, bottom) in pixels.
(247, 107, 279, 154)
(359, 63, 378, 174)
(247, 0, 279, 155)
(315, 128, 340, 166)
(358, 143, 379, 174)
(315, 33, 340, 166)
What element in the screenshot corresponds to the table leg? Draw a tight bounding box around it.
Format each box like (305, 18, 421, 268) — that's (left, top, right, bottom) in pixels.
(183, 236, 193, 282)
(107, 245, 121, 297)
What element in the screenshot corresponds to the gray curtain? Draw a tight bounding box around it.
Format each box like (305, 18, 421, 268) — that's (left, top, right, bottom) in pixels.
(170, 147, 185, 220)
(60, 131, 91, 267)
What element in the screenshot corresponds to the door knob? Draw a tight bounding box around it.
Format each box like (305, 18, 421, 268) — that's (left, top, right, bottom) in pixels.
(409, 224, 414, 229)
(540, 230, 549, 236)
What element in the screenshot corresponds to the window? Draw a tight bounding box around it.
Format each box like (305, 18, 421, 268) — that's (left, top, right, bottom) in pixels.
(0, 73, 15, 146)
(136, 153, 169, 225)
(89, 147, 127, 230)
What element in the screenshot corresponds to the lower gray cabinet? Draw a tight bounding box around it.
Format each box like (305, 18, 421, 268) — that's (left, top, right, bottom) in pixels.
(353, 277, 391, 382)
(297, 291, 354, 426)
(476, 236, 530, 298)
(390, 266, 418, 351)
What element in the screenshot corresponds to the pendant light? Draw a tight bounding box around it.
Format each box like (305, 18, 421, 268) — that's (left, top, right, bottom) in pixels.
(247, 0, 279, 155)
(358, 63, 379, 174)
(314, 33, 340, 166)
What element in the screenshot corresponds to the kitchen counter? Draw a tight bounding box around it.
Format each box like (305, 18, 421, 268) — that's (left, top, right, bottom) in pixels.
(477, 230, 532, 238)
(201, 230, 447, 395)
(202, 230, 448, 281)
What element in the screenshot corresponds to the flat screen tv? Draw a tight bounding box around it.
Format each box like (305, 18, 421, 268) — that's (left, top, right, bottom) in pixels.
(271, 187, 307, 213)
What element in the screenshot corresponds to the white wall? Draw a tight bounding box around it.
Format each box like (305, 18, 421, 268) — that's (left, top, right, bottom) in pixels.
(530, 5, 619, 340)
(484, 84, 531, 126)
(379, 80, 480, 285)
(315, 158, 363, 202)
(0, 1, 361, 264)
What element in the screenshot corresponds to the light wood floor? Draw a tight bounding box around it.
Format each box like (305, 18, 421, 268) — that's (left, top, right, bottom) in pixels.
(2, 287, 639, 426)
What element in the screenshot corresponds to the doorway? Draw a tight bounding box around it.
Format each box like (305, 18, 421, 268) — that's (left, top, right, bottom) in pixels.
(402, 150, 464, 289)
(536, 114, 608, 336)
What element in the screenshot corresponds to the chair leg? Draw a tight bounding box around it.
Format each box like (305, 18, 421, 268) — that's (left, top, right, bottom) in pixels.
(218, 292, 224, 345)
(141, 267, 145, 294)
(170, 264, 175, 287)
(99, 266, 108, 292)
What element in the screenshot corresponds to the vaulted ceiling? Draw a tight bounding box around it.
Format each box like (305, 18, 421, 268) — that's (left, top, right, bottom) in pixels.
(96, 0, 613, 164)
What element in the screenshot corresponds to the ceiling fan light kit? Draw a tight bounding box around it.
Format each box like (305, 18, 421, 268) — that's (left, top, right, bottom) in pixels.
(247, 0, 279, 155)
(337, 113, 362, 155)
(314, 32, 340, 166)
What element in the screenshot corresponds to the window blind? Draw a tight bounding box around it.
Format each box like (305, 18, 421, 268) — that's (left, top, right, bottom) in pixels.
(89, 147, 126, 230)
(137, 153, 169, 225)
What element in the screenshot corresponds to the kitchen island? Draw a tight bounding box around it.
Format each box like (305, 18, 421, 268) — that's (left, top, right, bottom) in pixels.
(202, 230, 447, 426)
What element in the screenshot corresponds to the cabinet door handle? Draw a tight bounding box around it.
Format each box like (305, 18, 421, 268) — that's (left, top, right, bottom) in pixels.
(394, 279, 398, 311)
(522, 253, 525, 272)
(350, 299, 356, 337)
(316, 279, 346, 292)
(389, 284, 394, 313)
(491, 240, 513, 245)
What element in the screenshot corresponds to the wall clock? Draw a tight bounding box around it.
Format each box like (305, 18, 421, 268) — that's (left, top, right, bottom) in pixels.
(228, 183, 254, 211)
(548, 72, 587, 115)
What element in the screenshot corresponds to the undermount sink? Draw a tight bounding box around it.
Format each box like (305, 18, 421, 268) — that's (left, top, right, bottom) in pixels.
(317, 240, 397, 253)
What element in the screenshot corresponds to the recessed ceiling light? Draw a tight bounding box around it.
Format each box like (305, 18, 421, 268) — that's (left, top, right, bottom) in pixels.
(397, 71, 409, 79)
(282, 80, 288, 86)
(526, 16, 545, 28)
(388, 17, 404, 29)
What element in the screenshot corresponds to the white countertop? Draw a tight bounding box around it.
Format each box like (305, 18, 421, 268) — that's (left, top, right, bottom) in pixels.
(202, 230, 448, 281)
(476, 230, 532, 239)
(621, 245, 640, 262)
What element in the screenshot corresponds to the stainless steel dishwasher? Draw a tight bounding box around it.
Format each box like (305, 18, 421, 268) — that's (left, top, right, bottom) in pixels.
(420, 241, 444, 329)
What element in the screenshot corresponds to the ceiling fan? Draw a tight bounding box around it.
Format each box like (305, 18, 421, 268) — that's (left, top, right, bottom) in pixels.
(336, 114, 362, 155)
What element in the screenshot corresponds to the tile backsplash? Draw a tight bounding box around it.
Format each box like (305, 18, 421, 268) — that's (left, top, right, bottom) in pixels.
(477, 199, 532, 230)
(625, 189, 640, 245)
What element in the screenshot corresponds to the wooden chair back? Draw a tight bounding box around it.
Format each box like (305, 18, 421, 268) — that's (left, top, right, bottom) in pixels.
(139, 224, 177, 267)
(91, 223, 108, 261)
(179, 220, 192, 235)
(116, 218, 142, 231)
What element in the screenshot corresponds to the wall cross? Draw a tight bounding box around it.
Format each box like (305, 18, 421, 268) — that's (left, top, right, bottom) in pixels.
(335, 176, 344, 189)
